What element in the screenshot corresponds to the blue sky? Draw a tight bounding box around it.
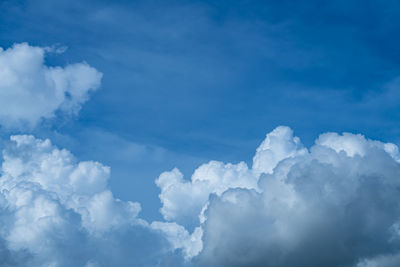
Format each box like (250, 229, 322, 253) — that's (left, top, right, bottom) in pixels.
(1, 1, 400, 266)
(1, 0, 399, 218)
(1, 0, 400, 220)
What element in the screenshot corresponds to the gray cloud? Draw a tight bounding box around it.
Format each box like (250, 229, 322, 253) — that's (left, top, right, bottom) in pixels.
(154, 127, 400, 267)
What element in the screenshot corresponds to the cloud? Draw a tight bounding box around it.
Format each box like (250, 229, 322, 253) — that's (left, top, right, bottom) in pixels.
(2, 126, 400, 266)
(151, 221, 203, 260)
(154, 126, 400, 267)
(357, 253, 400, 267)
(0, 135, 173, 266)
(0, 43, 102, 128)
(155, 126, 303, 230)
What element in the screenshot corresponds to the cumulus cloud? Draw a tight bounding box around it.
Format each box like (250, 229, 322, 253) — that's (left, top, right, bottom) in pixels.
(154, 126, 400, 267)
(0, 43, 102, 128)
(151, 221, 203, 260)
(154, 127, 301, 229)
(156, 161, 257, 228)
(2, 125, 400, 266)
(0, 135, 173, 266)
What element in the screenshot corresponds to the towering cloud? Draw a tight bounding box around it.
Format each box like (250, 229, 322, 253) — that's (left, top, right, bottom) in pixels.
(155, 126, 400, 267)
(0, 43, 102, 128)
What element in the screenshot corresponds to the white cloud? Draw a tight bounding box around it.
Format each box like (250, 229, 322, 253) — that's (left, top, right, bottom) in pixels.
(151, 221, 203, 260)
(2, 126, 400, 266)
(155, 126, 302, 228)
(252, 126, 307, 174)
(155, 162, 257, 228)
(0, 134, 170, 266)
(154, 126, 400, 267)
(0, 43, 102, 128)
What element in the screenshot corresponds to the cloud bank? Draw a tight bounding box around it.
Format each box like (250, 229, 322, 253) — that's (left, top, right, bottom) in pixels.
(0, 43, 102, 128)
(1, 126, 400, 266)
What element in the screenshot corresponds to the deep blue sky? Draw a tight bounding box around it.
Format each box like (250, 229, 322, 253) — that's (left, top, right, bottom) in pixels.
(1, 0, 400, 220)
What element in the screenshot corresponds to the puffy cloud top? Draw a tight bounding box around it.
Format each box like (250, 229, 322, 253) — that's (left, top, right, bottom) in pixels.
(0, 43, 102, 128)
(252, 126, 307, 174)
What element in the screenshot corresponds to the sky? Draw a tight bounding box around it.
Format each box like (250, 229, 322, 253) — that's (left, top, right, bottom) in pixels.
(1, 0, 400, 266)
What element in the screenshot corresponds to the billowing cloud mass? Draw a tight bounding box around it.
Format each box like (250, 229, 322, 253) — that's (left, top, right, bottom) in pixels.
(0, 135, 175, 266)
(0, 43, 102, 128)
(155, 126, 400, 267)
(2, 126, 400, 266)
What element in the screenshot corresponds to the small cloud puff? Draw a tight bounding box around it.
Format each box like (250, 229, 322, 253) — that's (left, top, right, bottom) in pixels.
(0, 43, 102, 128)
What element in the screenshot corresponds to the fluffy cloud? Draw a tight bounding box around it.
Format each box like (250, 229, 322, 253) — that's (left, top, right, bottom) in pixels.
(156, 161, 257, 228)
(154, 127, 302, 230)
(151, 221, 203, 260)
(2, 126, 400, 266)
(155, 126, 400, 267)
(0, 135, 173, 266)
(0, 43, 102, 128)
